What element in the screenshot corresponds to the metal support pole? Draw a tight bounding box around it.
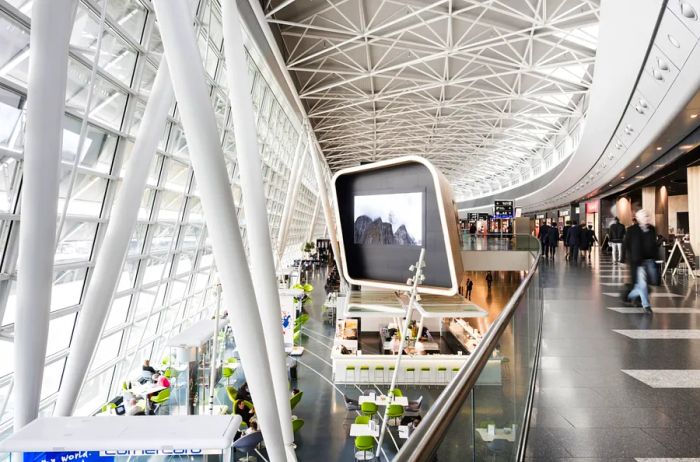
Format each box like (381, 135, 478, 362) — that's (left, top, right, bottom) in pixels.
(307, 134, 345, 280)
(55, 61, 173, 416)
(376, 249, 426, 458)
(13, 0, 78, 431)
(276, 128, 306, 267)
(306, 196, 320, 243)
(151, 2, 286, 461)
(208, 284, 222, 415)
(221, 2, 296, 457)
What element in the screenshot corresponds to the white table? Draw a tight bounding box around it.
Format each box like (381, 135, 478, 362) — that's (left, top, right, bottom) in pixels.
(476, 427, 515, 442)
(132, 384, 166, 399)
(398, 425, 410, 439)
(350, 423, 379, 437)
(358, 395, 409, 407)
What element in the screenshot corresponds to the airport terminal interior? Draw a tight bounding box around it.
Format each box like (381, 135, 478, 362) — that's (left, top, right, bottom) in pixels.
(3, 0, 700, 461)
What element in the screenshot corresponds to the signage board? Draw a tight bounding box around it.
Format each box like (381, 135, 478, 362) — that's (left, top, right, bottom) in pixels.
(559, 209, 569, 217)
(467, 212, 478, 222)
(478, 213, 489, 221)
(662, 240, 697, 279)
(493, 200, 514, 219)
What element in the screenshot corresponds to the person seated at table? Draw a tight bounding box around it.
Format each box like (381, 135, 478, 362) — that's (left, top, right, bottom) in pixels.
(127, 399, 146, 416)
(142, 359, 156, 375)
(234, 400, 255, 425)
(408, 415, 421, 431)
(391, 334, 401, 355)
(152, 372, 170, 388)
(237, 382, 252, 402)
(291, 388, 300, 397)
(243, 420, 259, 436)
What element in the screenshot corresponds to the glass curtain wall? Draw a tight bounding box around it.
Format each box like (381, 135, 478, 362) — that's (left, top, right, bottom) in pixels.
(0, 0, 324, 443)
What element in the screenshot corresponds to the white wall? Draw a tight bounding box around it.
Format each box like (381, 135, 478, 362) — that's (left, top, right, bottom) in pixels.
(668, 194, 688, 234)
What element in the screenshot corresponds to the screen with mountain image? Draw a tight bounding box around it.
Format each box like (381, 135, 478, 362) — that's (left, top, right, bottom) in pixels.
(353, 192, 423, 246)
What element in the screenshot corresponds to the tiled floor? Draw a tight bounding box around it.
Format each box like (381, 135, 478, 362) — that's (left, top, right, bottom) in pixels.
(526, 244, 700, 461)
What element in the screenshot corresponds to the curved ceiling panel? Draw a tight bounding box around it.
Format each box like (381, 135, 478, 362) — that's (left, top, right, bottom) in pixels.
(262, 0, 600, 198)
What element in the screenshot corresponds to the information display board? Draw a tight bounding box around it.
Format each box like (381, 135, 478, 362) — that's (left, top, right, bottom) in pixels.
(662, 240, 696, 279)
(467, 213, 478, 222)
(493, 200, 514, 219)
(478, 213, 489, 221)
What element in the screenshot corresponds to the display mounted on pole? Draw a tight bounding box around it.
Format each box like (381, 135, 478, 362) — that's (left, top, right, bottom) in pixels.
(332, 156, 463, 295)
(493, 200, 514, 219)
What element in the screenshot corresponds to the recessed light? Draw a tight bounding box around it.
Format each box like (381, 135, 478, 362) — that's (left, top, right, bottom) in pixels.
(656, 146, 663, 151)
(636, 165, 640, 168)
(691, 114, 698, 119)
(621, 176, 625, 179)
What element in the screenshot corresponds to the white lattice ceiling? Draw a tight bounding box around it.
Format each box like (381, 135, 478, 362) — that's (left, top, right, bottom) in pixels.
(262, 0, 600, 198)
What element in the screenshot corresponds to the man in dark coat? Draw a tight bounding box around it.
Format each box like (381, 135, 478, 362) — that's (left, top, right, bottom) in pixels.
(562, 221, 572, 259)
(623, 210, 657, 312)
(547, 225, 559, 258)
(539, 222, 550, 258)
(608, 217, 626, 263)
(567, 220, 581, 261)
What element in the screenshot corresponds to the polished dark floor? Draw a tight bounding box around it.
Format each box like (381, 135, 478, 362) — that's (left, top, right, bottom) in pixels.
(526, 244, 700, 461)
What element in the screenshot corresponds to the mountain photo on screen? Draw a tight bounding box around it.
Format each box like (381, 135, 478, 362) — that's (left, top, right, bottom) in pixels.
(353, 192, 423, 246)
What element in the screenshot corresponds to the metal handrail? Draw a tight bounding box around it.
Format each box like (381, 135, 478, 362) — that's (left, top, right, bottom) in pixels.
(394, 235, 543, 461)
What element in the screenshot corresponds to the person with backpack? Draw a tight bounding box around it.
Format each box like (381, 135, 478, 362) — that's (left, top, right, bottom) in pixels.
(623, 209, 657, 313)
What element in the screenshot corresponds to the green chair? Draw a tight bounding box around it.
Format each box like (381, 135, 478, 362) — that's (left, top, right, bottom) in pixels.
(164, 367, 176, 379)
(293, 329, 302, 344)
(101, 403, 116, 414)
(360, 402, 378, 418)
(359, 365, 370, 383)
(374, 365, 385, 383)
(345, 365, 356, 383)
(226, 357, 237, 364)
(420, 366, 432, 386)
(150, 388, 171, 404)
(405, 367, 416, 383)
(226, 386, 238, 405)
(302, 283, 313, 293)
(222, 366, 235, 385)
(292, 418, 305, 433)
(354, 415, 370, 425)
(436, 366, 448, 383)
(290, 391, 303, 410)
(389, 388, 403, 398)
(386, 404, 404, 426)
(354, 436, 374, 461)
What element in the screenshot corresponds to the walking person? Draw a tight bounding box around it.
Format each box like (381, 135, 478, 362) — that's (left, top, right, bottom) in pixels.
(485, 271, 493, 291)
(579, 223, 591, 260)
(466, 278, 473, 300)
(562, 220, 572, 260)
(587, 225, 598, 260)
(608, 217, 625, 263)
(539, 221, 550, 258)
(567, 220, 581, 261)
(547, 225, 559, 259)
(623, 209, 657, 313)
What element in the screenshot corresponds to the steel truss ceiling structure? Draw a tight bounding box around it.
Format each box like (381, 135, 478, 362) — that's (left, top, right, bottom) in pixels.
(263, 0, 600, 198)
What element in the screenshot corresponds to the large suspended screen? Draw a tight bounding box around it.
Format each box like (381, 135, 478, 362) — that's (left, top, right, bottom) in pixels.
(353, 192, 423, 246)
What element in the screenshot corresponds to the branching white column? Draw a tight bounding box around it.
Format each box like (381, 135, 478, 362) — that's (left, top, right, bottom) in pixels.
(152, 2, 286, 461)
(308, 135, 344, 279)
(13, 0, 78, 431)
(54, 62, 173, 416)
(221, 2, 296, 456)
(306, 196, 320, 243)
(276, 132, 306, 267)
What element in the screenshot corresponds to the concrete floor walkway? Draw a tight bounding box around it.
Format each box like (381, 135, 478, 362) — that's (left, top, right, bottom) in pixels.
(526, 244, 700, 461)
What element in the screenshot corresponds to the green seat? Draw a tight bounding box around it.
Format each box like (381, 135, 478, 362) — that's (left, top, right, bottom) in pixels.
(101, 403, 116, 414)
(226, 386, 238, 404)
(222, 366, 235, 384)
(290, 391, 303, 410)
(293, 330, 301, 343)
(389, 388, 403, 398)
(150, 388, 171, 404)
(302, 283, 313, 293)
(355, 436, 374, 460)
(292, 418, 305, 432)
(386, 404, 404, 426)
(164, 367, 176, 379)
(354, 415, 370, 425)
(226, 357, 237, 364)
(360, 402, 378, 418)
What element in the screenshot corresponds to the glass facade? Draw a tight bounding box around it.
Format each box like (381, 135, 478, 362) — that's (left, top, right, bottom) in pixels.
(0, 0, 326, 440)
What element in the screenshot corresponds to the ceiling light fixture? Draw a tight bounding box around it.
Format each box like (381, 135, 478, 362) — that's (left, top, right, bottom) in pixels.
(691, 114, 698, 119)
(656, 146, 662, 151)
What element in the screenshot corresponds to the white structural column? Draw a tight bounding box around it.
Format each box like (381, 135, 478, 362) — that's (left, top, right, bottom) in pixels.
(151, 2, 286, 461)
(54, 62, 174, 416)
(306, 196, 320, 243)
(221, 2, 296, 456)
(13, 0, 78, 431)
(275, 132, 306, 267)
(308, 136, 344, 279)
